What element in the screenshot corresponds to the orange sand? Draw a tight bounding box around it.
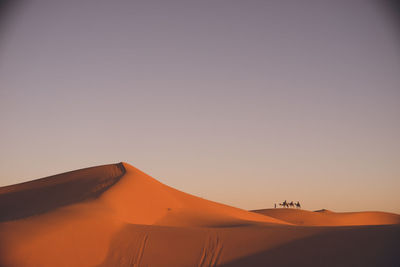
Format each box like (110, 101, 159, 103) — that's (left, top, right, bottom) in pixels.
(252, 208, 400, 226)
(0, 163, 399, 266)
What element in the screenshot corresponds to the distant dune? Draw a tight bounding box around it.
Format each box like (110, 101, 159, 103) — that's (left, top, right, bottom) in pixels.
(0, 162, 399, 267)
(252, 208, 400, 226)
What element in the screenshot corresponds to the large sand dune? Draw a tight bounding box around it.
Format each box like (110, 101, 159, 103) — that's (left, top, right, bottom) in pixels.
(0, 162, 399, 266)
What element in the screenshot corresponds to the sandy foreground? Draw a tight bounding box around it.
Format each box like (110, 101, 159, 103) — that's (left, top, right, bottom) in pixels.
(0, 163, 399, 267)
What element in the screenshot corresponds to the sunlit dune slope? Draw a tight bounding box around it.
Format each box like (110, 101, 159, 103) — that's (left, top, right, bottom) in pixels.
(252, 208, 400, 226)
(100, 163, 288, 226)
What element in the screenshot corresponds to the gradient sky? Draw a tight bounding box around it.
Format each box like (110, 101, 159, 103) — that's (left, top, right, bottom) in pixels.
(1, 0, 399, 213)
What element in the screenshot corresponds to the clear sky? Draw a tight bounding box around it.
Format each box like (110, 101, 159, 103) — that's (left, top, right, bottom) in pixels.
(1, 0, 399, 213)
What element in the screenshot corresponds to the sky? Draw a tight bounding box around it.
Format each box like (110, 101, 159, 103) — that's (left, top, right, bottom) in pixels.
(0, 0, 399, 213)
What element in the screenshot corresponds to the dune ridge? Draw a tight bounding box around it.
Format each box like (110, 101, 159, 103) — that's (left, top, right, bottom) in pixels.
(99, 163, 289, 226)
(252, 208, 400, 226)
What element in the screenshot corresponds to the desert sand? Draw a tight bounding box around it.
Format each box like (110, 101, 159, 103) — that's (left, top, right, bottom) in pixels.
(252, 208, 400, 226)
(0, 162, 399, 267)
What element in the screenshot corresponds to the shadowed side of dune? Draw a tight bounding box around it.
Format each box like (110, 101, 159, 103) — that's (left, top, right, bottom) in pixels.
(0, 163, 125, 221)
(221, 225, 400, 267)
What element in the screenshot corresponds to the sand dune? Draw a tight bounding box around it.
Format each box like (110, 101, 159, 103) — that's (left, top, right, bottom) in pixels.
(99, 163, 288, 227)
(0, 162, 399, 266)
(252, 208, 400, 226)
(0, 163, 125, 221)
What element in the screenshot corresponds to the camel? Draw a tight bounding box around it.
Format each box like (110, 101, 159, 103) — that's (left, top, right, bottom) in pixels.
(279, 200, 288, 208)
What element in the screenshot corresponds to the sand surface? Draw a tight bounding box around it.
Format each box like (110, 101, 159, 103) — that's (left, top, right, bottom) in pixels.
(252, 208, 400, 226)
(0, 162, 399, 266)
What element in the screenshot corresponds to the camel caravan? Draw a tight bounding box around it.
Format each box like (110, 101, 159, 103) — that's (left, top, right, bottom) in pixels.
(277, 200, 301, 209)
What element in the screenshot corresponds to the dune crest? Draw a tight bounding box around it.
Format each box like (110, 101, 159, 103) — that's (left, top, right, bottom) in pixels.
(252, 208, 400, 226)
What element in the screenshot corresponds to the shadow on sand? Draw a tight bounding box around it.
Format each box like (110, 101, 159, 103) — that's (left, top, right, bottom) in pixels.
(0, 163, 125, 222)
(221, 224, 400, 267)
